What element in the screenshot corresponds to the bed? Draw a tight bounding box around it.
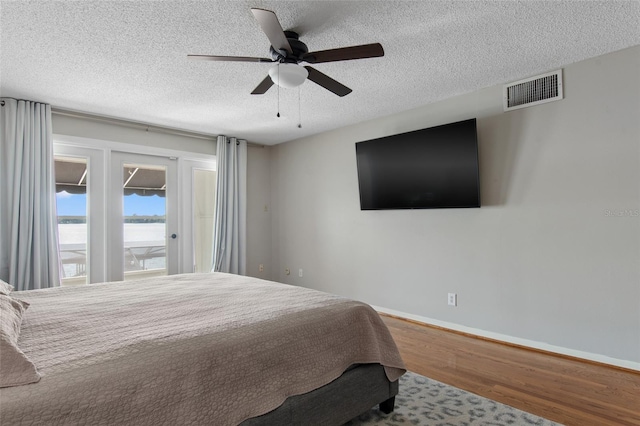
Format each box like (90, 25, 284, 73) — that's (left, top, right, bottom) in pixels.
(0, 272, 405, 425)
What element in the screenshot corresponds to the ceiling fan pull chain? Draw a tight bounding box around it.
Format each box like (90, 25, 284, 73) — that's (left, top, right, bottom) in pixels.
(276, 64, 281, 118)
(298, 86, 302, 128)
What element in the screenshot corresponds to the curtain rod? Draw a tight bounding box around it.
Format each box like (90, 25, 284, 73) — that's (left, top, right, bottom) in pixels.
(51, 108, 265, 147)
(51, 108, 215, 141)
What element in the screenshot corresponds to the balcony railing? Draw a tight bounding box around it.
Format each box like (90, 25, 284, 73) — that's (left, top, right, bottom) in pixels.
(60, 241, 166, 280)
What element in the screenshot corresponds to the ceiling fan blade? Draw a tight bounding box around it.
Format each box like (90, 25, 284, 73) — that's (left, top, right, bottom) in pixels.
(303, 43, 384, 64)
(304, 66, 352, 97)
(251, 75, 274, 95)
(251, 8, 293, 55)
(188, 54, 274, 63)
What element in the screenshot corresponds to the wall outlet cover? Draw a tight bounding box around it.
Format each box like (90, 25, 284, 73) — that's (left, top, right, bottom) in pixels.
(448, 293, 457, 306)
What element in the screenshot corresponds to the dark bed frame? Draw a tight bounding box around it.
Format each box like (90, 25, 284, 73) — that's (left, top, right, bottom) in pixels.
(242, 363, 398, 425)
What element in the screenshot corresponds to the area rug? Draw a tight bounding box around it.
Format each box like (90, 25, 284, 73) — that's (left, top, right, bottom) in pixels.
(346, 371, 562, 426)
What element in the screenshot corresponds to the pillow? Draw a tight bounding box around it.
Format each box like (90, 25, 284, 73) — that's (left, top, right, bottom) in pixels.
(0, 279, 13, 295)
(0, 294, 41, 387)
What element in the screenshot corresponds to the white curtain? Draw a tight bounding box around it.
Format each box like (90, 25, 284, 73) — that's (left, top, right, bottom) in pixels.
(0, 98, 61, 290)
(212, 135, 247, 275)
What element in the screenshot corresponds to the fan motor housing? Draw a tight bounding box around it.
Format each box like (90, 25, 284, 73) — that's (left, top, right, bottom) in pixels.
(270, 31, 308, 63)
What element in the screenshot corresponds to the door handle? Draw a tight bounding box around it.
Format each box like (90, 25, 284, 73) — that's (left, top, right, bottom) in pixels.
(171, 234, 177, 239)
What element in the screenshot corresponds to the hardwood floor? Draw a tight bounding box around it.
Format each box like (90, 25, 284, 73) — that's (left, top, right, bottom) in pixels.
(381, 314, 640, 426)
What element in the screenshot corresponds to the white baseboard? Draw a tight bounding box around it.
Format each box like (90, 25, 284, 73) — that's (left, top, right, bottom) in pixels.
(373, 305, 640, 372)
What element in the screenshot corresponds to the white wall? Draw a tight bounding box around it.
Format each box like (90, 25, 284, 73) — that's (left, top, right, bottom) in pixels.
(246, 145, 272, 280)
(269, 46, 640, 367)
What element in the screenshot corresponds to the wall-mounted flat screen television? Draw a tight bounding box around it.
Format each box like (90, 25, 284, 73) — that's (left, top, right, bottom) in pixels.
(355, 118, 480, 210)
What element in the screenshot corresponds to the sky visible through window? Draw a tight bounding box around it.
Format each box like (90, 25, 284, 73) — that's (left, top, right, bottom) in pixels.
(56, 192, 166, 216)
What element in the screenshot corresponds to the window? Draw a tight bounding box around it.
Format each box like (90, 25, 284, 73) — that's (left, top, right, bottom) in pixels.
(116, 158, 173, 281)
(55, 156, 88, 285)
(54, 138, 216, 284)
(193, 168, 216, 272)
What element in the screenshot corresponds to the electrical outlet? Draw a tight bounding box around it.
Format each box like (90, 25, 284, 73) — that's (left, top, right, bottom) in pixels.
(298, 268, 303, 277)
(285, 268, 290, 275)
(448, 293, 457, 306)
(259, 264, 264, 272)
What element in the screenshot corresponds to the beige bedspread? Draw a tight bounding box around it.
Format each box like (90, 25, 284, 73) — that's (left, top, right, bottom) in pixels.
(0, 273, 405, 425)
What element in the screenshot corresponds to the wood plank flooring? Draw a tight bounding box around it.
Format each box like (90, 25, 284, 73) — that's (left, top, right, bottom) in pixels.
(381, 314, 640, 426)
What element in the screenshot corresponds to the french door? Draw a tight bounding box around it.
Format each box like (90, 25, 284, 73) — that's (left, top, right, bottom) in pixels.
(109, 152, 179, 281)
(54, 145, 106, 285)
(54, 139, 216, 285)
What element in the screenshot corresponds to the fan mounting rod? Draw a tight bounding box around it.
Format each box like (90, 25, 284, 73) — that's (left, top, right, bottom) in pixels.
(270, 31, 308, 63)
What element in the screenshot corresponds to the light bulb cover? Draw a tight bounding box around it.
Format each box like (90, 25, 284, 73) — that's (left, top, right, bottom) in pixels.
(269, 64, 308, 89)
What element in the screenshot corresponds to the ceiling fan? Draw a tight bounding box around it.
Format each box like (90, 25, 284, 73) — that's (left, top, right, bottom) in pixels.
(188, 8, 384, 97)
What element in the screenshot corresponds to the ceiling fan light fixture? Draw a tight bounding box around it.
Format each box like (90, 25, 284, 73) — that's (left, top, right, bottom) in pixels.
(269, 63, 308, 88)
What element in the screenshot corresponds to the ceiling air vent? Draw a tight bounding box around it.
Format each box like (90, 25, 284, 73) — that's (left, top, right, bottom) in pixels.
(503, 69, 563, 111)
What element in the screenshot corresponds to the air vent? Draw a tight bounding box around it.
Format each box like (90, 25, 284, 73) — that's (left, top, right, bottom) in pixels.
(503, 69, 563, 111)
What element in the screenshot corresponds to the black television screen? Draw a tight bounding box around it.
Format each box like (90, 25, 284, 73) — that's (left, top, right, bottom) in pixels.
(355, 118, 480, 210)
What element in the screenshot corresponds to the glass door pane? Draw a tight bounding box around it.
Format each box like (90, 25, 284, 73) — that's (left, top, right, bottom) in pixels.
(122, 163, 167, 280)
(55, 156, 88, 285)
(110, 151, 178, 282)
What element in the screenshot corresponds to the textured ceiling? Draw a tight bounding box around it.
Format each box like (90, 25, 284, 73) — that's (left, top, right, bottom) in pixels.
(1, 1, 639, 145)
